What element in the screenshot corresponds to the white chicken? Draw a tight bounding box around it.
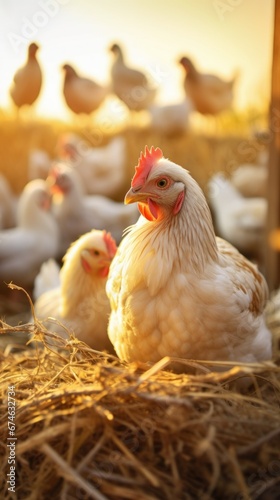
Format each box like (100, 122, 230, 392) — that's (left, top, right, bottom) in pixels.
(231, 164, 268, 199)
(0, 179, 59, 288)
(33, 229, 116, 351)
(106, 146, 272, 368)
(179, 56, 237, 115)
(109, 43, 157, 111)
(0, 173, 17, 229)
(33, 258, 61, 302)
(62, 64, 108, 115)
(148, 98, 193, 137)
(47, 163, 139, 256)
(57, 134, 127, 197)
(28, 149, 52, 181)
(208, 172, 267, 258)
(10, 42, 42, 110)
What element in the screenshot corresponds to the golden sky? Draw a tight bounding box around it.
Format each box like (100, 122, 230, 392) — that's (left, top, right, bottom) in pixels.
(0, 0, 275, 120)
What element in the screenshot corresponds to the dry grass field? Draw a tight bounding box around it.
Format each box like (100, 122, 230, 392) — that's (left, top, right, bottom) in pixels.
(0, 298, 279, 500)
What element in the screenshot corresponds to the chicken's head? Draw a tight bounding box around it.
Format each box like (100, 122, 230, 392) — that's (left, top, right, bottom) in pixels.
(47, 164, 76, 196)
(17, 179, 53, 227)
(19, 179, 52, 214)
(73, 230, 117, 278)
(125, 146, 186, 221)
(62, 64, 77, 80)
(56, 133, 81, 161)
(179, 57, 196, 75)
(28, 42, 39, 58)
(109, 43, 122, 55)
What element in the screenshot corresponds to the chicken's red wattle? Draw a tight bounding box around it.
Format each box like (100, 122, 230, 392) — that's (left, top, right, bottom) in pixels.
(137, 199, 160, 221)
(99, 266, 109, 278)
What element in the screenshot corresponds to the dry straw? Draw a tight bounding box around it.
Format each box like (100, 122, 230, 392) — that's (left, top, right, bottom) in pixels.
(0, 287, 280, 500)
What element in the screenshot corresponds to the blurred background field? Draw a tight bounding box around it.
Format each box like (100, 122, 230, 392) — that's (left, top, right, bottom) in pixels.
(0, 107, 270, 197)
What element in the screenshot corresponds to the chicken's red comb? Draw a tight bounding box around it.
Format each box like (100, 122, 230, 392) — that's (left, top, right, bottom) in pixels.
(48, 164, 61, 180)
(50, 161, 67, 176)
(102, 231, 117, 258)
(57, 134, 79, 159)
(131, 146, 163, 187)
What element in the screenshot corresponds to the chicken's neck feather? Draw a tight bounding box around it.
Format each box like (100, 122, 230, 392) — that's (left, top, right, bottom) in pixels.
(122, 177, 218, 296)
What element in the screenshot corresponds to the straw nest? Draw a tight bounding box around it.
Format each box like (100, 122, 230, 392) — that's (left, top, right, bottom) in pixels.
(0, 288, 280, 500)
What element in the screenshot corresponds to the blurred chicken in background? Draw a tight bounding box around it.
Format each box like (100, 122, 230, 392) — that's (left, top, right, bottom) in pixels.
(148, 97, 193, 137)
(208, 172, 267, 262)
(0, 179, 59, 289)
(109, 43, 157, 112)
(57, 133, 127, 197)
(62, 63, 109, 116)
(179, 56, 238, 115)
(28, 149, 52, 181)
(10, 43, 42, 113)
(231, 147, 268, 199)
(47, 163, 139, 257)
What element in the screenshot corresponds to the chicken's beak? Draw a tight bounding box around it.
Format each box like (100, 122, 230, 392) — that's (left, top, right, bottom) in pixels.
(124, 187, 148, 205)
(100, 257, 113, 267)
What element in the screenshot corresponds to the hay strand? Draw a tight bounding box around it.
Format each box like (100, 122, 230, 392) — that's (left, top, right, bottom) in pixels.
(41, 443, 108, 500)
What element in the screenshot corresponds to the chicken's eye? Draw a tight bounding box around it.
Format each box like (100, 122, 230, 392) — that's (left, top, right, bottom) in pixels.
(156, 178, 168, 188)
(91, 249, 100, 256)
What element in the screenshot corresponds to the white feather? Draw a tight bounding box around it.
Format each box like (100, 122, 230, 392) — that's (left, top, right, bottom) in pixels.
(33, 258, 60, 301)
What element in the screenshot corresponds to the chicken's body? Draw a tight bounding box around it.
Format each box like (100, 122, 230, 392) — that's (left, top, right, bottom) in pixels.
(62, 64, 108, 115)
(10, 43, 42, 109)
(231, 164, 268, 198)
(107, 147, 272, 366)
(149, 98, 193, 137)
(109, 43, 157, 111)
(34, 230, 116, 350)
(179, 57, 237, 115)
